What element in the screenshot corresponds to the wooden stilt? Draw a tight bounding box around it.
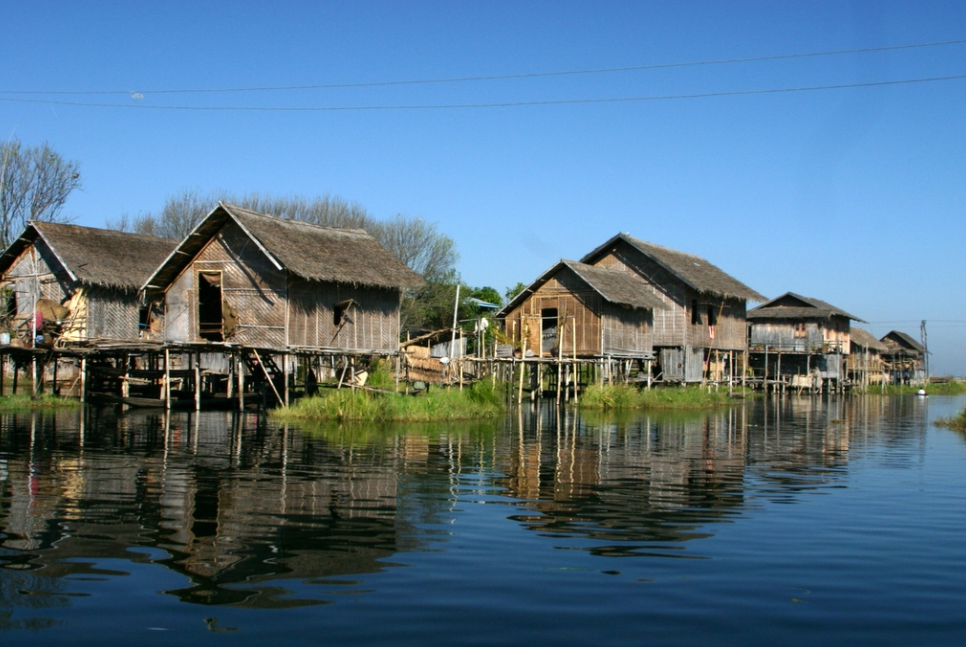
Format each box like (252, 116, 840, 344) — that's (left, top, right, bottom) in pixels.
(194, 354, 201, 411)
(238, 356, 245, 411)
(80, 357, 87, 403)
(283, 353, 290, 406)
(164, 348, 171, 409)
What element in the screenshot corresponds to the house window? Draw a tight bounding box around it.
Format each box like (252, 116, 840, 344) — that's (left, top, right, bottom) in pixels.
(691, 299, 701, 325)
(794, 322, 807, 338)
(707, 305, 717, 327)
(334, 299, 357, 327)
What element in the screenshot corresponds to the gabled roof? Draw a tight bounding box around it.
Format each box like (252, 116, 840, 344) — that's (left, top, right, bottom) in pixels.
(850, 327, 888, 352)
(0, 221, 177, 291)
(747, 292, 865, 322)
(580, 233, 766, 302)
(143, 203, 424, 293)
(881, 330, 925, 354)
(497, 259, 667, 317)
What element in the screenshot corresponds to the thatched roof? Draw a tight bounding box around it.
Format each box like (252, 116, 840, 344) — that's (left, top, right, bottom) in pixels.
(580, 233, 766, 302)
(850, 327, 888, 352)
(748, 292, 865, 322)
(498, 259, 667, 317)
(881, 330, 925, 354)
(144, 203, 424, 293)
(0, 221, 177, 291)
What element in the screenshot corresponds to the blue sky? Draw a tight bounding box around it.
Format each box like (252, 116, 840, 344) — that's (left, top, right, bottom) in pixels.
(3, 1, 964, 373)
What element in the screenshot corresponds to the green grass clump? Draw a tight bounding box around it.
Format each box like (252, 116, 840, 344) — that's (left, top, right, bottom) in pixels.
(578, 383, 736, 410)
(273, 381, 505, 423)
(937, 406, 966, 432)
(867, 382, 966, 395)
(0, 393, 82, 411)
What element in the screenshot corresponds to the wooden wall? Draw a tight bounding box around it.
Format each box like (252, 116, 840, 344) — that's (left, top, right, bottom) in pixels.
(163, 219, 403, 353)
(288, 278, 401, 353)
(749, 317, 851, 354)
(502, 267, 653, 357)
(590, 244, 747, 351)
(164, 220, 287, 347)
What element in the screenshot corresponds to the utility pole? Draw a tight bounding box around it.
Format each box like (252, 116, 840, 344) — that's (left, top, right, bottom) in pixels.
(920, 320, 929, 383)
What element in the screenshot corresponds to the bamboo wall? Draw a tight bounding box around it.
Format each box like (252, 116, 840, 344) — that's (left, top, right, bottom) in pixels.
(749, 317, 851, 354)
(163, 220, 403, 353)
(591, 247, 748, 351)
(3, 242, 144, 342)
(288, 278, 401, 352)
(502, 267, 653, 357)
(164, 220, 287, 347)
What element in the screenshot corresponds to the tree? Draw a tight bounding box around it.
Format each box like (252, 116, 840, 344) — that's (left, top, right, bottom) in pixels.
(0, 138, 81, 247)
(505, 282, 527, 303)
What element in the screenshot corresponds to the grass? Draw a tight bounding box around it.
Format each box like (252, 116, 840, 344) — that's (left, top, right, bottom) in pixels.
(864, 382, 966, 396)
(937, 406, 966, 433)
(577, 383, 741, 410)
(273, 379, 505, 423)
(0, 393, 83, 411)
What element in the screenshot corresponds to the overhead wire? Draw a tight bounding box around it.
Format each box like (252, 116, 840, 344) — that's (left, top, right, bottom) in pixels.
(0, 37, 963, 96)
(0, 74, 964, 112)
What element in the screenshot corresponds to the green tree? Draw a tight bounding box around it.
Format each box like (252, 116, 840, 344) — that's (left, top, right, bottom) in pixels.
(504, 282, 527, 303)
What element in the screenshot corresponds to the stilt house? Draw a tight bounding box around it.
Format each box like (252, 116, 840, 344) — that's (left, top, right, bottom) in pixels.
(141, 203, 424, 354)
(579, 233, 765, 382)
(497, 259, 666, 358)
(880, 330, 926, 385)
(0, 222, 177, 344)
(848, 327, 888, 387)
(747, 292, 863, 383)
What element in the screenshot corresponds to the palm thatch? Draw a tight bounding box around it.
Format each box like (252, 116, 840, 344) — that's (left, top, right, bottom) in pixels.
(498, 259, 667, 316)
(748, 292, 865, 322)
(0, 221, 177, 291)
(581, 233, 766, 302)
(144, 202, 423, 293)
(850, 327, 888, 352)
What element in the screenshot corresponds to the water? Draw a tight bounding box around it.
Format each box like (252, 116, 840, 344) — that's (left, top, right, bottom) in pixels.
(2, 396, 965, 646)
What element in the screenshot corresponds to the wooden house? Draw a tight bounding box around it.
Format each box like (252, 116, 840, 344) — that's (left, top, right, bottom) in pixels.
(579, 233, 765, 382)
(0, 222, 176, 344)
(747, 292, 864, 384)
(142, 203, 424, 355)
(880, 330, 926, 385)
(847, 327, 888, 387)
(498, 259, 666, 358)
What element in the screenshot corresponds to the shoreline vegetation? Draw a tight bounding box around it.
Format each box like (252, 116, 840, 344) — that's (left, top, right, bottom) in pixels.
(0, 393, 83, 411)
(577, 383, 745, 410)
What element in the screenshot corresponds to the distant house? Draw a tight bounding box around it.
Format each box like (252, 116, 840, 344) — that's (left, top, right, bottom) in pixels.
(0, 222, 176, 344)
(880, 330, 926, 385)
(141, 203, 424, 354)
(498, 259, 666, 359)
(579, 233, 765, 382)
(747, 292, 864, 384)
(848, 327, 889, 386)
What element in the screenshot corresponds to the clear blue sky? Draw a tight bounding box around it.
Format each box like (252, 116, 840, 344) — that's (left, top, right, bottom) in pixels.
(3, 2, 964, 373)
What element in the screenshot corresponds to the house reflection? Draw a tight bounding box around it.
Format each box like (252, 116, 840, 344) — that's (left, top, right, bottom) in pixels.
(0, 396, 928, 611)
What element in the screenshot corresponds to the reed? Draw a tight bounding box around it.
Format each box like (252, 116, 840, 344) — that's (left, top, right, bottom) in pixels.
(273, 380, 505, 423)
(577, 383, 737, 410)
(0, 394, 82, 411)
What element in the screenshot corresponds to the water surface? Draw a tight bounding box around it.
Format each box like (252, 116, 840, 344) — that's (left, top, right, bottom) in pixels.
(2, 395, 965, 645)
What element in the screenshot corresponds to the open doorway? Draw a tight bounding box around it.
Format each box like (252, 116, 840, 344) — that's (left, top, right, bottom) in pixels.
(198, 272, 224, 341)
(541, 307, 558, 353)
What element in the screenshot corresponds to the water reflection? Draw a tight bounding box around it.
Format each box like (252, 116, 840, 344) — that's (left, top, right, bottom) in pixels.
(0, 395, 931, 616)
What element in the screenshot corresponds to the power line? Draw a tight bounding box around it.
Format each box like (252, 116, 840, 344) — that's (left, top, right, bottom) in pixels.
(1, 74, 963, 112)
(1, 38, 964, 96)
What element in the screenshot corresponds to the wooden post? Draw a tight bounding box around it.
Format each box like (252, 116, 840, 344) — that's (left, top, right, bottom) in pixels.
(121, 354, 130, 400)
(80, 357, 87, 403)
(647, 358, 652, 390)
(0, 351, 5, 396)
(556, 323, 564, 406)
(32, 354, 39, 396)
(164, 348, 171, 410)
(194, 354, 201, 411)
(283, 353, 290, 406)
(12, 358, 19, 395)
(517, 339, 527, 405)
(227, 352, 235, 399)
(238, 356, 245, 411)
(52, 357, 58, 396)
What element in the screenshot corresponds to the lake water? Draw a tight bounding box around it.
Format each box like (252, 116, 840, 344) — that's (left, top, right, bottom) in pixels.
(2, 395, 966, 646)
